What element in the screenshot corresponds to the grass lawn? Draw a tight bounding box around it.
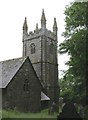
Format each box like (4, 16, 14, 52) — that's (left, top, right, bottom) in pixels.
(1, 109, 58, 119)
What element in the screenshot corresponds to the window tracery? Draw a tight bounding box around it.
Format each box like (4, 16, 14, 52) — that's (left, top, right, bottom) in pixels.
(31, 43, 35, 54)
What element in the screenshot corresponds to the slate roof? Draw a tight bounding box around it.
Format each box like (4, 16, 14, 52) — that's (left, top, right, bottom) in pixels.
(0, 57, 27, 88)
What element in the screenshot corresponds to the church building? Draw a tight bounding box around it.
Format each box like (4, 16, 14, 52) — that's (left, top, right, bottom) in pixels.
(0, 10, 59, 112)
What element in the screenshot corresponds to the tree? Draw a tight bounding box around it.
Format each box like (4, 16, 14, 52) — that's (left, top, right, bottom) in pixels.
(59, 73, 75, 102)
(59, 2, 87, 104)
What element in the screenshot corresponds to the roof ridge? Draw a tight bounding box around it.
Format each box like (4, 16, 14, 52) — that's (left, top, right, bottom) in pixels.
(0, 57, 27, 63)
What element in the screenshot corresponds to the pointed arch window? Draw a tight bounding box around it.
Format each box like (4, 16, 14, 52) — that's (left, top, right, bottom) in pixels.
(23, 79, 29, 92)
(31, 43, 35, 54)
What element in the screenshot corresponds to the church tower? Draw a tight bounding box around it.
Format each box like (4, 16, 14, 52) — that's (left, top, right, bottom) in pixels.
(22, 10, 59, 105)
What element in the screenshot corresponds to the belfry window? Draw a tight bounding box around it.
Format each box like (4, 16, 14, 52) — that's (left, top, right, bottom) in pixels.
(24, 79, 29, 92)
(31, 43, 35, 54)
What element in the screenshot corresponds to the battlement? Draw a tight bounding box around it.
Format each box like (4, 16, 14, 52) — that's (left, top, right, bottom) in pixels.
(24, 28, 56, 41)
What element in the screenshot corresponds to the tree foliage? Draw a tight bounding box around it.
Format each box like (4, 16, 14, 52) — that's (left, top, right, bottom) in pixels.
(59, 2, 87, 104)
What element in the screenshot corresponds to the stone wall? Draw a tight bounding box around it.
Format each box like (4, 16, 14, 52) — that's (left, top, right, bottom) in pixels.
(2, 58, 41, 112)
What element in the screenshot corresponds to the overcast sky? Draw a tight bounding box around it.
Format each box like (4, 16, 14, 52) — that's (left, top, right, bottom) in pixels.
(0, 0, 74, 77)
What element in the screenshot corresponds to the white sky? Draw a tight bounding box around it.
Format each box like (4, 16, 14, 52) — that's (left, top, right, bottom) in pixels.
(0, 0, 74, 77)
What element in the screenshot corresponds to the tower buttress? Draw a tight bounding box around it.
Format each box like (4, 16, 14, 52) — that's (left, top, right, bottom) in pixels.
(41, 9, 46, 29)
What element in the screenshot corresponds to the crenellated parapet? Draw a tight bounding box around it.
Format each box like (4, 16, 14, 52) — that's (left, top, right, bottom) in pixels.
(23, 28, 56, 41)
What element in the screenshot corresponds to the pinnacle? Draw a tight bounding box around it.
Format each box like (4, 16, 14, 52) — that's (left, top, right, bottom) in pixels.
(41, 9, 46, 22)
(23, 17, 28, 31)
(36, 23, 38, 30)
(24, 17, 27, 25)
(54, 17, 57, 27)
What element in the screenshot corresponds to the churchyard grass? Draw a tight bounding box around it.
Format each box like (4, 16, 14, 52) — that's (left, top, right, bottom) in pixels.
(1, 109, 58, 119)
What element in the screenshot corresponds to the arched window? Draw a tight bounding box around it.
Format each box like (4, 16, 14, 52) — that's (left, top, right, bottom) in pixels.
(31, 43, 35, 54)
(23, 79, 29, 92)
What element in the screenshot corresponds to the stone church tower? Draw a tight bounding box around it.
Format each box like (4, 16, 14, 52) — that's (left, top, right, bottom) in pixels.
(22, 10, 59, 105)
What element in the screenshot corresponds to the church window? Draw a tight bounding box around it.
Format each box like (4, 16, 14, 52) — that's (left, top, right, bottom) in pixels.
(31, 43, 35, 54)
(23, 79, 29, 92)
